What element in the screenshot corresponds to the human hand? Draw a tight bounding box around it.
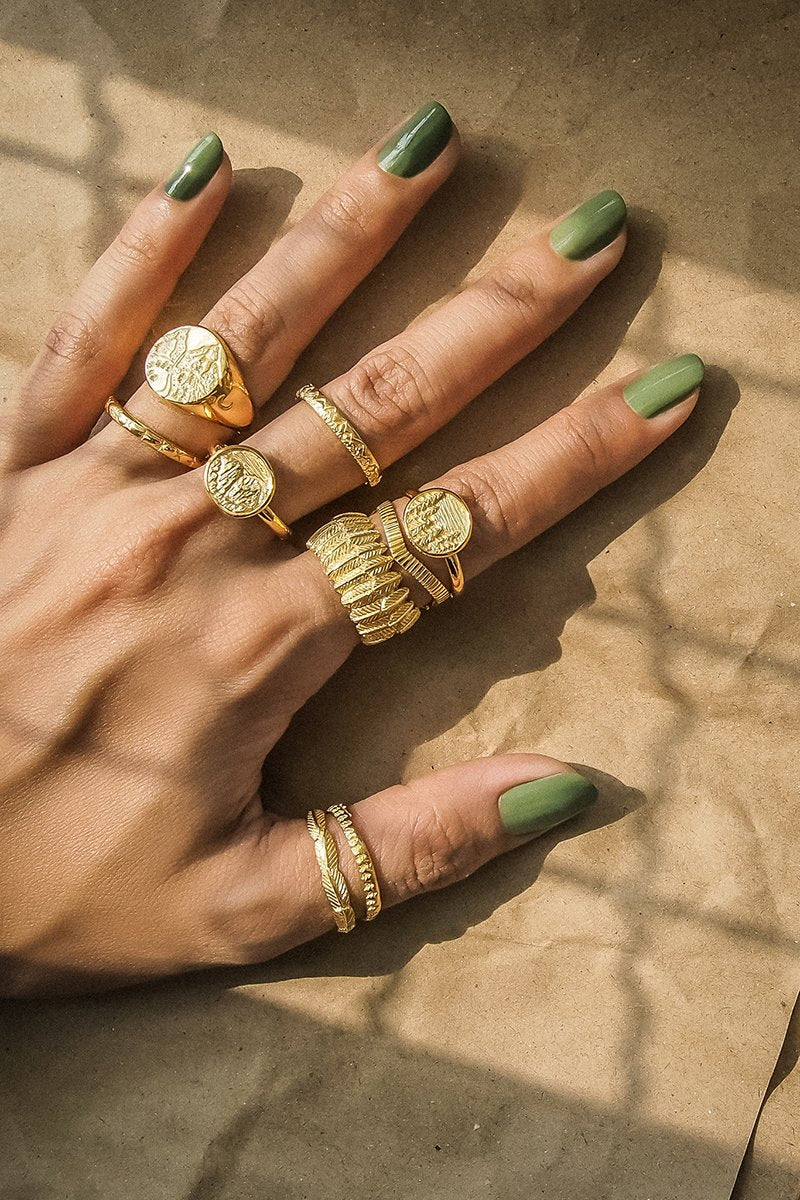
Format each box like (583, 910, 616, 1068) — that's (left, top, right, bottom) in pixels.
(0, 104, 703, 994)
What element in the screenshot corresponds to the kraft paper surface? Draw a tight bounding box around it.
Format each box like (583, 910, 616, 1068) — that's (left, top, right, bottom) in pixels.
(1, 1, 798, 1197)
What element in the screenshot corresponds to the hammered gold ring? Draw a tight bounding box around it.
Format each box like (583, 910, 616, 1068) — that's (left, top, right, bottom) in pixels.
(145, 324, 254, 430)
(203, 445, 292, 539)
(298, 384, 382, 486)
(104, 398, 207, 470)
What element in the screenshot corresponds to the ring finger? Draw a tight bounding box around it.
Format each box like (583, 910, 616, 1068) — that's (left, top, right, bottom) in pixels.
(96, 101, 460, 467)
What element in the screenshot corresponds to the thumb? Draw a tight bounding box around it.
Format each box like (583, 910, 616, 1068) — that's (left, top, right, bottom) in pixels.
(199, 755, 598, 967)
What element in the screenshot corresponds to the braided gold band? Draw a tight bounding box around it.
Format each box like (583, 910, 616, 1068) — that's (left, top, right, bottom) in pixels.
(105, 398, 206, 470)
(306, 808, 356, 933)
(307, 512, 420, 644)
(298, 384, 382, 486)
(326, 803, 382, 921)
(376, 501, 452, 607)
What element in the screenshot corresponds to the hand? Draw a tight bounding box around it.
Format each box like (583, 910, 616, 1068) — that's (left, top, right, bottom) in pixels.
(0, 104, 703, 995)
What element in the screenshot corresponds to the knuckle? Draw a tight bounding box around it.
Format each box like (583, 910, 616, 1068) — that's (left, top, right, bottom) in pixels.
(341, 346, 437, 438)
(313, 185, 372, 244)
(452, 468, 517, 550)
(480, 260, 546, 327)
(44, 309, 104, 369)
(403, 804, 476, 898)
(554, 405, 615, 485)
(113, 221, 162, 272)
(92, 498, 203, 602)
(212, 281, 290, 366)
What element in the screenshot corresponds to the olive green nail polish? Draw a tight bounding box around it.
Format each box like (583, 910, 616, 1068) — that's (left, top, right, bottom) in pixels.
(623, 353, 705, 418)
(164, 133, 224, 201)
(550, 190, 627, 260)
(377, 101, 453, 178)
(498, 772, 598, 837)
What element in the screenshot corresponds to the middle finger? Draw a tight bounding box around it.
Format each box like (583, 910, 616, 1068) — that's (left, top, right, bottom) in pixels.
(245, 189, 628, 522)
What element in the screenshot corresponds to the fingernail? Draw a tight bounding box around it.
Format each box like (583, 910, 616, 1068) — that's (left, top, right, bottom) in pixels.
(377, 101, 453, 178)
(164, 132, 224, 201)
(623, 353, 705, 418)
(550, 190, 627, 261)
(498, 772, 598, 837)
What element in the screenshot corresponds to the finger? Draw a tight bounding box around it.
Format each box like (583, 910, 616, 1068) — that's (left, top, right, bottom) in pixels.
(198, 755, 598, 963)
(96, 101, 460, 466)
(246, 190, 628, 521)
(4, 134, 232, 471)
(428, 354, 705, 578)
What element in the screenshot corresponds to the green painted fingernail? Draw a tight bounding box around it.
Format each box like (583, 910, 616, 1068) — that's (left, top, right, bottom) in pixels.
(164, 133, 224, 201)
(623, 353, 705, 418)
(498, 772, 598, 837)
(550, 190, 627, 260)
(377, 101, 453, 178)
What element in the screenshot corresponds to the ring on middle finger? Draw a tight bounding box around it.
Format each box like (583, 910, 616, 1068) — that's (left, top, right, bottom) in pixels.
(203, 445, 292, 539)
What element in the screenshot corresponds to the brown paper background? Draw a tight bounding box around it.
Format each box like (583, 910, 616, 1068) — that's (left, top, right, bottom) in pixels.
(1, 1, 798, 1196)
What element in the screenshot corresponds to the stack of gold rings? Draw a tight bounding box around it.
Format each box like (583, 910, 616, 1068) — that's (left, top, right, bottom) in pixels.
(106, 325, 474, 640)
(306, 803, 381, 932)
(307, 485, 473, 644)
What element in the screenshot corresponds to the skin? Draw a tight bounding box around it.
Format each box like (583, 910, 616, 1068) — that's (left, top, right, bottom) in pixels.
(0, 113, 700, 996)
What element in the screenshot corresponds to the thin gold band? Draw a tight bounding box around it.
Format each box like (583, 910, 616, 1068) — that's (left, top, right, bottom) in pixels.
(104, 398, 206, 470)
(376, 501, 452, 607)
(298, 384, 382, 486)
(326, 803, 382, 920)
(306, 808, 356, 933)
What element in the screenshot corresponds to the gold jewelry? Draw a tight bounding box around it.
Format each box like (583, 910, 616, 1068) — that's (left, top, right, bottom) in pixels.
(104, 398, 206, 470)
(306, 809, 356, 933)
(307, 513, 420, 644)
(326, 804, 382, 920)
(203, 445, 292, 539)
(403, 487, 472, 594)
(298, 384, 382, 486)
(376, 501, 452, 608)
(145, 325, 254, 429)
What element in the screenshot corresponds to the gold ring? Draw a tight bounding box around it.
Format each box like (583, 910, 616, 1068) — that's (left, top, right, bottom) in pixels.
(403, 487, 472, 595)
(145, 324, 254, 429)
(376, 501, 452, 607)
(203, 445, 292, 539)
(104, 398, 206, 470)
(298, 384, 382, 486)
(306, 808, 356, 933)
(326, 803, 382, 920)
(307, 512, 420, 644)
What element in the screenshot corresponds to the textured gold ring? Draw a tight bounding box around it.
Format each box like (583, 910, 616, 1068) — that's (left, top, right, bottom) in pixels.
(403, 487, 472, 595)
(298, 384, 382, 486)
(204, 445, 292, 539)
(376, 501, 452, 608)
(145, 324, 254, 429)
(306, 808, 356, 933)
(105, 398, 206, 470)
(307, 512, 419, 644)
(326, 803, 382, 920)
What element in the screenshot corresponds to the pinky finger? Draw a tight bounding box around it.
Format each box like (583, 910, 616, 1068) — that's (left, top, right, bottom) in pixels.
(4, 133, 231, 470)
